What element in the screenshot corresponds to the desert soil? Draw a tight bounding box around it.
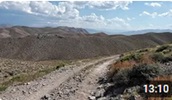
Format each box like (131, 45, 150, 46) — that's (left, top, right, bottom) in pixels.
(0, 55, 119, 100)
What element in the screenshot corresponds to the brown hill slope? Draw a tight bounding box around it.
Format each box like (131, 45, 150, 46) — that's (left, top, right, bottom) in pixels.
(0, 26, 89, 38)
(0, 27, 172, 61)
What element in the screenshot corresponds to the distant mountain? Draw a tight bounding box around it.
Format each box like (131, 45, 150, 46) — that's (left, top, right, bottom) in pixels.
(86, 28, 121, 34)
(86, 28, 172, 35)
(0, 26, 90, 38)
(85, 28, 100, 33)
(121, 29, 172, 35)
(0, 24, 13, 28)
(91, 32, 108, 36)
(4, 26, 171, 36)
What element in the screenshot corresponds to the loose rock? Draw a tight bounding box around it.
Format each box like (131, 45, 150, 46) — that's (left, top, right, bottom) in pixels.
(88, 95, 96, 100)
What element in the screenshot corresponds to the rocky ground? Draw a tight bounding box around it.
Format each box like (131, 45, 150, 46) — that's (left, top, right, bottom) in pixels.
(0, 55, 119, 100)
(44, 57, 118, 100)
(97, 62, 172, 100)
(0, 58, 50, 84)
(1, 55, 172, 100)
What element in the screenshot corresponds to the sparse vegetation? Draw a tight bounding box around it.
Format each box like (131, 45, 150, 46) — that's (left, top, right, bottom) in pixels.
(151, 52, 165, 62)
(113, 64, 161, 87)
(137, 48, 149, 53)
(107, 43, 172, 100)
(151, 52, 172, 63)
(156, 45, 170, 52)
(118, 44, 172, 64)
(0, 60, 69, 92)
(129, 64, 161, 84)
(0, 68, 56, 92)
(119, 53, 142, 62)
(0, 85, 7, 92)
(0, 57, 104, 92)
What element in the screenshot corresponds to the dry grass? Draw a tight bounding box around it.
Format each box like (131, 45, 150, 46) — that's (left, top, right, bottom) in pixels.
(0, 56, 105, 92)
(107, 44, 172, 100)
(109, 44, 172, 77)
(0, 65, 60, 92)
(0, 58, 72, 92)
(112, 60, 136, 69)
(140, 54, 155, 64)
(152, 75, 172, 82)
(107, 60, 136, 78)
(108, 53, 155, 78)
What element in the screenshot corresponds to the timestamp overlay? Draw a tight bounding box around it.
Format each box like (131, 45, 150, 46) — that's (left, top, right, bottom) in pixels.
(142, 81, 172, 97)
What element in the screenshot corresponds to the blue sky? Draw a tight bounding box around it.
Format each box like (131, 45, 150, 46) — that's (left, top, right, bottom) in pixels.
(0, 1, 172, 32)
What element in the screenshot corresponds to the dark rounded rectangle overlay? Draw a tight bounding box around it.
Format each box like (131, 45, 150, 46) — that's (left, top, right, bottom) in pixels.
(142, 81, 172, 97)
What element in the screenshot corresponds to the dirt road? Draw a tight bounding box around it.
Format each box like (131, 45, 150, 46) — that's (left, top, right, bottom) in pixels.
(0, 55, 119, 100)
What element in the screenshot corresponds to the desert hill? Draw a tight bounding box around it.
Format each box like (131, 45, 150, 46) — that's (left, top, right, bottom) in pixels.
(105, 43, 172, 100)
(0, 26, 89, 38)
(0, 26, 172, 61)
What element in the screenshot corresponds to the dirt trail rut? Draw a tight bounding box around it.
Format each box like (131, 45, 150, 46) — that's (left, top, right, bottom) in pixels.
(0, 55, 119, 100)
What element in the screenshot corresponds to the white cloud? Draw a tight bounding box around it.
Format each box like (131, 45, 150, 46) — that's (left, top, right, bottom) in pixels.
(45, 13, 130, 30)
(145, 2, 161, 7)
(70, 1, 88, 9)
(127, 17, 131, 21)
(140, 11, 158, 18)
(0, 1, 131, 30)
(81, 13, 105, 23)
(159, 9, 172, 17)
(87, 1, 132, 10)
(78, 14, 130, 30)
(0, 1, 80, 19)
(65, 1, 132, 11)
(69, 1, 132, 10)
(106, 17, 130, 29)
(107, 17, 126, 24)
(0, 1, 32, 13)
(140, 9, 172, 18)
(126, 17, 135, 21)
(168, 24, 172, 28)
(0, 1, 132, 20)
(29, 1, 62, 15)
(149, 24, 154, 28)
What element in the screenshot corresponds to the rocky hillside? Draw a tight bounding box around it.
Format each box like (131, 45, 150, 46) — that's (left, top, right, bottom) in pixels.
(104, 44, 172, 100)
(0, 26, 89, 38)
(0, 26, 172, 61)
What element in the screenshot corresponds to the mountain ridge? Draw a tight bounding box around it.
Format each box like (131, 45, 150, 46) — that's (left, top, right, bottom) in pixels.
(0, 26, 90, 38)
(86, 28, 172, 35)
(0, 26, 172, 61)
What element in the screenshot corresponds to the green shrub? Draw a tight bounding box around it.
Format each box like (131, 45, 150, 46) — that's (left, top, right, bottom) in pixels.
(112, 68, 131, 86)
(0, 85, 7, 91)
(151, 53, 165, 62)
(56, 63, 65, 69)
(129, 64, 161, 85)
(162, 49, 171, 54)
(156, 45, 169, 52)
(120, 53, 141, 62)
(137, 49, 148, 53)
(161, 56, 172, 63)
(112, 64, 161, 86)
(151, 53, 172, 63)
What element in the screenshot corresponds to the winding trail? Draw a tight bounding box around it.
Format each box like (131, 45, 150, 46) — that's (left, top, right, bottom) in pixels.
(0, 55, 119, 100)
